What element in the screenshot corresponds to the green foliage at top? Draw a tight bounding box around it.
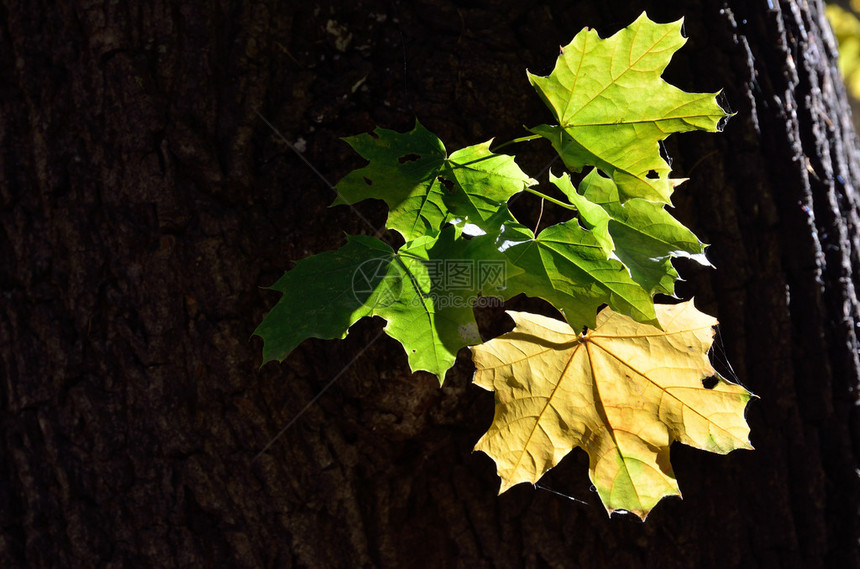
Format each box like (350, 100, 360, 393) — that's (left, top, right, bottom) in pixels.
(827, 3, 860, 99)
(256, 12, 729, 384)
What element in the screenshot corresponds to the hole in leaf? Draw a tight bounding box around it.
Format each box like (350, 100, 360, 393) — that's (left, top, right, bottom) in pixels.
(646, 170, 659, 179)
(363, 176, 373, 185)
(701, 376, 719, 389)
(437, 176, 455, 193)
(398, 153, 421, 163)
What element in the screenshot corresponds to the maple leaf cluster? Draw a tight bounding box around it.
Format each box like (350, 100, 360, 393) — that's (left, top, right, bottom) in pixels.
(255, 13, 754, 519)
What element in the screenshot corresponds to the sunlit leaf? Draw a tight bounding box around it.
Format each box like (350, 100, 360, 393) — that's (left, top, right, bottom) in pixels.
(472, 300, 754, 519)
(529, 12, 728, 203)
(334, 122, 536, 241)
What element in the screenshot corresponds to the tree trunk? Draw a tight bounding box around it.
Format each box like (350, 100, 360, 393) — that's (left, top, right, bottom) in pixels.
(1, 0, 857, 568)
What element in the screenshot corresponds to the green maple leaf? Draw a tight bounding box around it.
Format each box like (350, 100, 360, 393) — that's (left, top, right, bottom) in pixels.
(333, 121, 536, 241)
(254, 235, 395, 364)
(495, 217, 656, 330)
(528, 12, 728, 203)
(377, 229, 520, 380)
(552, 170, 709, 295)
(255, 228, 520, 382)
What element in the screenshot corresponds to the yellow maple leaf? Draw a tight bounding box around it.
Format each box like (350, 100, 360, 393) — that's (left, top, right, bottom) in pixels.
(471, 300, 754, 519)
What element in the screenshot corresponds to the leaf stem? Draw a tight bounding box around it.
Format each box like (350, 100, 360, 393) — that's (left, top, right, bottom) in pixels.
(491, 134, 542, 152)
(524, 187, 578, 211)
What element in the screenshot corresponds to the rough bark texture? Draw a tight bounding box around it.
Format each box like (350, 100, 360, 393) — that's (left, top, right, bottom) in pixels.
(1, 1, 858, 568)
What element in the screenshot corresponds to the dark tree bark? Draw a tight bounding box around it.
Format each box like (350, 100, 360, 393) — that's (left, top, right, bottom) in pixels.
(1, 0, 858, 568)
